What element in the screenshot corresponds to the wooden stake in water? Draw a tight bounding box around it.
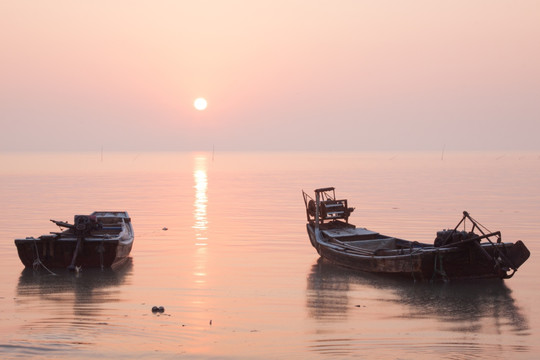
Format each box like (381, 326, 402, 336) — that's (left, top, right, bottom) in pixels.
(441, 144, 445, 160)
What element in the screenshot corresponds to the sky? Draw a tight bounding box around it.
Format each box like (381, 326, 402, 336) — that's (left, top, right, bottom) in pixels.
(1, 1, 539, 152)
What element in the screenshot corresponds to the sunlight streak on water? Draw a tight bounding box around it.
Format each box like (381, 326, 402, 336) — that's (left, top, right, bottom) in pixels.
(192, 156, 209, 294)
(193, 156, 209, 246)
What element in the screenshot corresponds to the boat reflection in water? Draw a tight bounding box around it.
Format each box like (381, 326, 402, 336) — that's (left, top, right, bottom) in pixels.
(306, 258, 529, 332)
(16, 259, 133, 320)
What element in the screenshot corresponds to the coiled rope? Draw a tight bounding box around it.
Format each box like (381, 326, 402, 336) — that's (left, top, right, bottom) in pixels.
(32, 238, 57, 275)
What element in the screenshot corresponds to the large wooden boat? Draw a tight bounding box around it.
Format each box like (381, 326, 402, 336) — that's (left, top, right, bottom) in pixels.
(15, 211, 134, 270)
(302, 188, 530, 281)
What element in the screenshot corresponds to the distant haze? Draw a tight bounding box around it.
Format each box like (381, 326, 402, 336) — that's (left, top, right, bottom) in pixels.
(1, 1, 539, 152)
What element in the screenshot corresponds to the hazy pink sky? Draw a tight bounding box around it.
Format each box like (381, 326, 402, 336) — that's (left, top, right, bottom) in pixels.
(1, 1, 539, 151)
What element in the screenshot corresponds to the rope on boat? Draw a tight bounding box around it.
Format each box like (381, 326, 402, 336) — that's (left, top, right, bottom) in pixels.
(410, 252, 417, 282)
(98, 239, 105, 270)
(32, 238, 57, 276)
(466, 213, 494, 235)
(330, 238, 376, 256)
(431, 251, 448, 282)
(440, 212, 516, 278)
(409, 241, 424, 281)
(466, 212, 518, 275)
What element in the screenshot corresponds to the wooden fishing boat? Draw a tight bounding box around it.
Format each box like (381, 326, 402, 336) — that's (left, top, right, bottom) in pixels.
(15, 211, 134, 270)
(302, 187, 530, 281)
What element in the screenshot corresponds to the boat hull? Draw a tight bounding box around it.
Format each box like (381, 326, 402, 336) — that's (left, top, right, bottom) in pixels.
(15, 237, 133, 269)
(14, 211, 134, 269)
(307, 224, 523, 281)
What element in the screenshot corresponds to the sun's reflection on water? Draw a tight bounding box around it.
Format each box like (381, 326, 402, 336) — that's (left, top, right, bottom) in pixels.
(193, 157, 208, 246)
(192, 156, 209, 288)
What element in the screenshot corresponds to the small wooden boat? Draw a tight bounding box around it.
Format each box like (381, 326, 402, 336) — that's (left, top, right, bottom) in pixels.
(302, 187, 530, 281)
(15, 211, 134, 270)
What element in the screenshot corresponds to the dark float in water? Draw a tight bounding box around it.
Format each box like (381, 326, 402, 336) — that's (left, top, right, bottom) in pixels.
(14, 211, 134, 270)
(302, 187, 530, 281)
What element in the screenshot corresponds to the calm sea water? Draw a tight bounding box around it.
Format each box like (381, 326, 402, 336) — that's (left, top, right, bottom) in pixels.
(0, 151, 538, 359)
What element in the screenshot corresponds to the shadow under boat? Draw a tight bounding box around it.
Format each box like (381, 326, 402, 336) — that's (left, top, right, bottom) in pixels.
(306, 257, 529, 333)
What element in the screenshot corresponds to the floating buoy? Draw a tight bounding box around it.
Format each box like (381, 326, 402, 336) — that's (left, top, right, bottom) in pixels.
(152, 306, 165, 313)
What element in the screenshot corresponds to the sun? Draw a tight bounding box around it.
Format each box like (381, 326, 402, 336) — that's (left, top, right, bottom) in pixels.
(194, 97, 208, 111)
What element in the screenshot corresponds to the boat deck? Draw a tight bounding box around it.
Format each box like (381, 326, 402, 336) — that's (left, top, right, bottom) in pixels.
(322, 227, 380, 240)
(345, 238, 397, 251)
(321, 226, 431, 254)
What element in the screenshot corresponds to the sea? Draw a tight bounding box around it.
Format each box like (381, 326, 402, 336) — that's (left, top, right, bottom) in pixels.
(0, 151, 538, 359)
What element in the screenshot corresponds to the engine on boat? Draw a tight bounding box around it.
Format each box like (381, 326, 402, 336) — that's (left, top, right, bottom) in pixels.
(74, 215, 101, 235)
(434, 229, 478, 247)
(307, 199, 354, 221)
